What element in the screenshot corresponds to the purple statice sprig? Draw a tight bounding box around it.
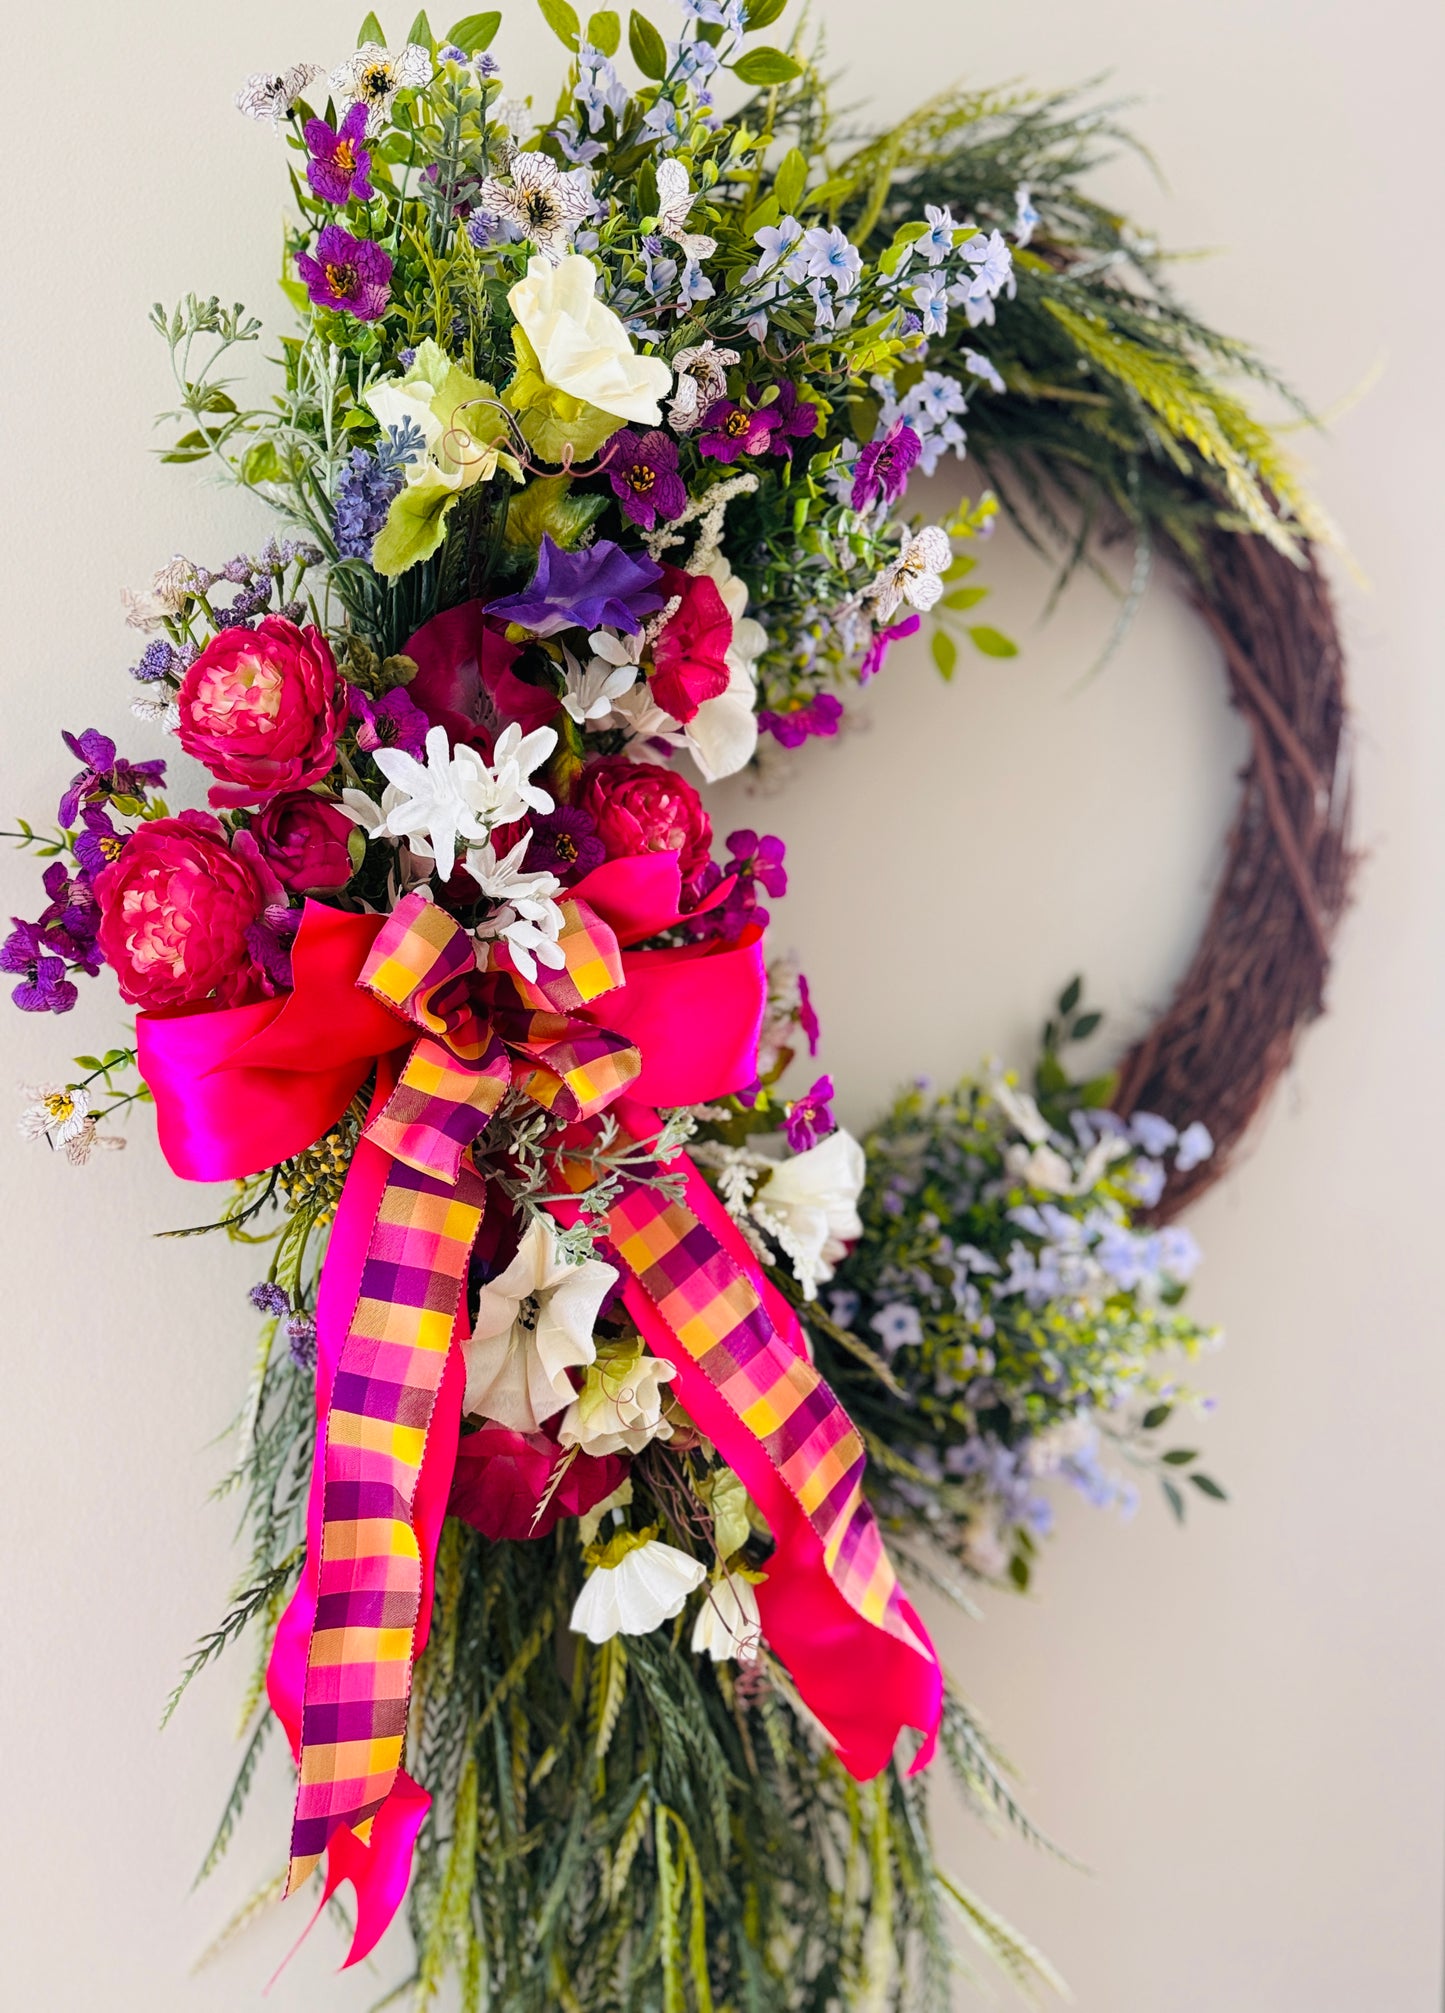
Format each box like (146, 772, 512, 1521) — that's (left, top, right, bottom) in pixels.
(785, 1074, 838, 1153)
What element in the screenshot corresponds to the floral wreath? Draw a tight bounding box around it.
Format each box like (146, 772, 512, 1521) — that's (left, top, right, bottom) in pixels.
(8, 9, 1349, 2004)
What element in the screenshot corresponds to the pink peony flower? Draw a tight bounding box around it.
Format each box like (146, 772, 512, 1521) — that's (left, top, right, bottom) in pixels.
(448, 1422, 625, 1541)
(93, 810, 281, 1010)
(176, 616, 348, 807)
(576, 755, 714, 892)
(648, 565, 733, 724)
(403, 600, 560, 752)
(251, 792, 355, 891)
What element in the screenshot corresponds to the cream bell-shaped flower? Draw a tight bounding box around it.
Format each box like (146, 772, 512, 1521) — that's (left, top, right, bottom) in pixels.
(690, 1575, 762, 1665)
(462, 1218, 617, 1432)
(558, 1339, 677, 1458)
(569, 1531, 707, 1645)
(750, 1129, 867, 1302)
(508, 254, 673, 425)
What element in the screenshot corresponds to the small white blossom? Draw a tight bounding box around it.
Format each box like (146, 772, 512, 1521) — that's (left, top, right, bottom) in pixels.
(570, 1535, 707, 1644)
(560, 646, 638, 724)
(962, 348, 1006, 395)
(653, 157, 718, 265)
(480, 152, 595, 261)
(121, 556, 195, 631)
(329, 42, 433, 133)
(462, 1218, 616, 1432)
(750, 1130, 866, 1301)
(464, 834, 567, 981)
(1014, 184, 1041, 248)
(667, 339, 739, 433)
(690, 1575, 762, 1664)
(371, 723, 556, 869)
(19, 1083, 91, 1146)
(234, 64, 322, 126)
(867, 525, 952, 623)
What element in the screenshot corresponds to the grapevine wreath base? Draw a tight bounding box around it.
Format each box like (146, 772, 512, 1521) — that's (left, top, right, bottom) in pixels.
(7, 12, 1350, 2008)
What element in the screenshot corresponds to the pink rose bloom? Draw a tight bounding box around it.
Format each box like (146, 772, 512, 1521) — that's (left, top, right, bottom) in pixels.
(93, 810, 279, 1009)
(403, 600, 559, 753)
(649, 564, 733, 724)
(252, 792, 355, 892)
(576, 756, 714, 892)
(177, 616, 348, 806)
(448, 1423, 625, 1541)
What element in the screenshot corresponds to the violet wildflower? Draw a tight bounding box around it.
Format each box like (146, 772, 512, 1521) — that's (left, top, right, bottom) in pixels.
(525, 806, 606, 883)
(58, 730, 166, 827)
(1174, 1120, 1215, 1173)
(487, 536, 666, 638)
(73, 806, 127, 881)
(699, 397, 783, 464)
(1, 922, 79, 1013)
(244, 903, 301, 993)
(765, 380, 820, 460)
(351, 686, 430, 759)
(785, 1074, 837, 1153)
(285, 1312, 318, 1370)
(295, 224, 393, 321)
(850, 421, 922, 512)
(797, 972, 821, 1056)
(249, 1281, 290, 1317)
(859, 611, 921, 684)
(606, 427, 688, 529)
(758, 692, 844, 748)
(304, 102, 374, 205)
(726, 828, 787, 899)
(130, 638, 180, 683)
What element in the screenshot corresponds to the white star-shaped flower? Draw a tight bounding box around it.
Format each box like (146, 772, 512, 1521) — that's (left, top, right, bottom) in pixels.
(371, 722, 556, 870)
(464, 834, 567, 981)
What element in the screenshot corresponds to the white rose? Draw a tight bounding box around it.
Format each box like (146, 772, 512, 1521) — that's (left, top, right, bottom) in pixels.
(508, 254, 672, 425)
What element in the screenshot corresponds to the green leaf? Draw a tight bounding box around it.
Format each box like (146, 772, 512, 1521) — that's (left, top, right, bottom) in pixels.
(446, 10, 502, 48)
(1160, 1448, 1197, 1467)
(628, 9, 668, 77)
(1058, 977, 1082, 1016)
(772, 146, 808, 213)
(942, 552, 977, 581)
(943, 585, 986, 611)
(1077, 1071, 1118, 1108)
(538, 0, 581, 49)
(503, 473, 608, 552)
(406, 10, 436, 46)
(587, 8, 621, 53)
(74, 1056, 103, 1072)
(1162, 1480, 1186, 1523)
(731, 46, 801, 85)
(1190, 1473, 1228, 1501)
(968, 624, 1019, 659)
(357, 12, 385, 46)
(1007, 1551, 1030, 1591)
(930, 630, 958, 682)
(1070, 1011, 1101, 1040)
(1141, 1402, 1173, 1432)
(745, 0, 789, 24)
(240, 438, 285, 485)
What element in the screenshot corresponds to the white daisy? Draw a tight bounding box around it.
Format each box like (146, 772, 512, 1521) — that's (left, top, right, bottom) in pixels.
(19, 1083, 91, 1146)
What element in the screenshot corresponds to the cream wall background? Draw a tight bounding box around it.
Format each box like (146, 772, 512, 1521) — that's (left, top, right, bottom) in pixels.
(2, 2, 1441, 2007)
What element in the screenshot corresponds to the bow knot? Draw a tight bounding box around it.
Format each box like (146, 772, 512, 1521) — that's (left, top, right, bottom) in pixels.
(358, 892, 642, 1185)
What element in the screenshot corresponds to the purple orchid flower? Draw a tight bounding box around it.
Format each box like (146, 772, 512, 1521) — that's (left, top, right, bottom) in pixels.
(606, 428, 688, 530)
(786, 1074, 838, 1153)
(797, 972, 821, 1056)
(58, 729, 166, 827)
(1, 930, 78, 1013)
(859, 611, 921, 684)
(525, 806, 606, 883)
(699, 396, 783, 464)
(351, 685, 430, 758)
(758, 692, 844, 748)
(726, 828, 788, 898)
(295, 224, 393, 321)
(73, 806, 128, 881)
(486, 535, 666, 638)
(850, 421, 922, 511)
(304, 102, 375, 205)
(763, 380, 820, 459)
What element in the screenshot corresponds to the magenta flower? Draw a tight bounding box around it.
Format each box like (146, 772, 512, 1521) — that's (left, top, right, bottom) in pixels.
(296, 224, 392, 321)
(726, 828, 788, 899)
(699, 396, 783, 464)
(797, 972, 821, 1056)
(851, 422, 922, 511)
(304, 102, 375, 205)
(758, 692, 844, 748)
(765, 380, 820, 459)
(606, 428, 688, 530)
(351, 685, 430, 758)
(859, 611, 921, 684)
(785, 1074, 838, 1153)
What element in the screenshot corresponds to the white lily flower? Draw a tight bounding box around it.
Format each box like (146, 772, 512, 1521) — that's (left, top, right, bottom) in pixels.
(462, 1217, 616, 1431)
(569, 1535, 707, 1644)
(508, 254, 672, 424)
(372, 723, 556, 869)
(337, 783, 405, 836)
(558, 1339, 677, 1457)
(868, 525, 952, 623)
(690, 1576, 762, 1665)
(560, 646, 638, 724)
(750, 1130, 867, 1302)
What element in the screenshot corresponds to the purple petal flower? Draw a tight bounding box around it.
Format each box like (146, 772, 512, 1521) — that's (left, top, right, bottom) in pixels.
(73, 806, 128, 882)
(58, 727, 166, 827)
(797, 972, 820, 1056)
(285, 1312, 318, 1370)
(295, 224, 393, 321)
(764, 380, 819, 459)
(699, 397, 783, 464)
(606, 428, 688, 529)
(859, 612, 920, 684)
(10, 952, 78, 1014)
(758, 692, 844, 748)
(525, 805, 606, 883)
(850, 421, 922, 511)
(786, 1073, 837, 1152)
(305, 102, 375, 205)
(725, 828, 788, 898)
(351, 685, 430, 758)
(486, 535, 666, 638)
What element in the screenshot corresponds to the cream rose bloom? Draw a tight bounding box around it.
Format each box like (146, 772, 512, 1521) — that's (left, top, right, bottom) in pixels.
(508, 254, 673, 425)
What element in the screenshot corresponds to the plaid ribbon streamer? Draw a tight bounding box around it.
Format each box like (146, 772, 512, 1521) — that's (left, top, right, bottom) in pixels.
(607, 1183, 932, 1663)
(285, 893, 641, 1892)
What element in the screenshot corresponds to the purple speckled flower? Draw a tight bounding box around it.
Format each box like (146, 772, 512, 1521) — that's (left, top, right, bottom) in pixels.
(58, 729, 166, 827)
(797, 972, 820, 1056)
(305, 102, 374, 205)
(73, 806, 128, 882)
(758, 692, 844, 748)
(698, 396, 782, 464)
(606, 428, 688, 529)
(486, 535, 666, 638)
(859, 612, 920, 684)
(295, 224, 393, 321)
(785, 1073, 837, 1152)
(351, 685, 430, 758)
(1, 859, 102, 1011)
(525, 805, 605, 883)
(1, 932, 77, 1013)
(249, 1281, 290, 1316)
(851, 421, 922, 511)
